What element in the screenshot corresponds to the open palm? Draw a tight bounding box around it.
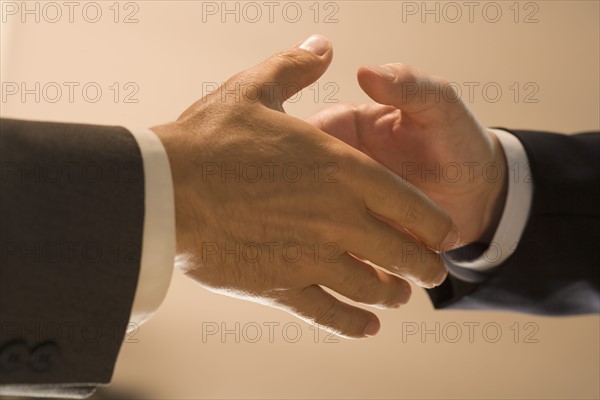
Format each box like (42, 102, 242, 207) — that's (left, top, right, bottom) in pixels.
(308, 64, 507, 246)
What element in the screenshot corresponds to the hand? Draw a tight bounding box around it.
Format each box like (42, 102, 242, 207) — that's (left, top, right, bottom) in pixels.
(151, 37, 458, 338)
(308, 63, 508, 246)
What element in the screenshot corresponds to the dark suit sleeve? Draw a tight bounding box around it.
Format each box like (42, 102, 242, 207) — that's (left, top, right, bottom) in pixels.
(428, 130, 600, 315)
(0, 119, 145, 398)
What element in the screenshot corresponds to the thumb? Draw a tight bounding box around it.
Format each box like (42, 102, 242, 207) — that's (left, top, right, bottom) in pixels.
(221, 34, 333, 110)
(356, 63, 468, 124)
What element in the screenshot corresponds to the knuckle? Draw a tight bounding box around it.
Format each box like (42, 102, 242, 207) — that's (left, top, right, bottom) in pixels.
(313, 299, 340, 327)
(322, 154, 361, 195)
(390, 252, 412, 275)
(376, 235, 402, 264)
(272, 51, 313, 73)
(341, 103, 361, 115)
(381, 241, 413, 275)
(320, 217, 358, 246)
(395, 63, 419, 84)
(328, 103, 361, 127)
(402, 197, 419, 225)
(389, 240, 428, 278)
(343, 268, 381, 304)
(395, 183, 422, 225)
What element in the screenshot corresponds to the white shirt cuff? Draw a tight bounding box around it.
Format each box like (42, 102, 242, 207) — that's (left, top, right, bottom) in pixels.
(126, 127, 175, 327)
(448, 128, 533, 272)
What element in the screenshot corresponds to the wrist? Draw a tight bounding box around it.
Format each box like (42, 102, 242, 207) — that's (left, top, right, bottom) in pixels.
(478, 129, 509, 243)
(149, 122, 183, 189)
(150, 122, 195, 254)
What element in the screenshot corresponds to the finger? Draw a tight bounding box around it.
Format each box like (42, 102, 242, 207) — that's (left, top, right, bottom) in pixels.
(218, 34, 333, 110)
(284, 285, 380, 338)
(357, 63, 470, 125)
(305, 103, 362, 148)
(318, 252, 412, 308)
(306, 103, 397, 149)
(343, 211, 449, 288)
(359, 159, 460, 252)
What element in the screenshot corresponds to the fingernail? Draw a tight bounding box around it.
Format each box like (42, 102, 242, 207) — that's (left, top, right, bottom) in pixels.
(363, 320, 380, 337)
(442, 225, 461, 251)
(366, 65, 396, 80)
(297, 34, 330, 56)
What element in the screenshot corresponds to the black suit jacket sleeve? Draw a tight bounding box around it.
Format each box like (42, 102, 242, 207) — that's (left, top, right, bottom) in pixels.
(428, 130, 600, 314)
(0, 119, 145, 397)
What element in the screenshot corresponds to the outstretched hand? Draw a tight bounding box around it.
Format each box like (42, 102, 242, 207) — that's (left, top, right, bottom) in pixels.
(308, 63, 508, 246)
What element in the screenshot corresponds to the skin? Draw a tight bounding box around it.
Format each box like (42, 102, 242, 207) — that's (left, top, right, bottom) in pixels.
(151, 36, 459, 338)
(307, 63, 508, 247)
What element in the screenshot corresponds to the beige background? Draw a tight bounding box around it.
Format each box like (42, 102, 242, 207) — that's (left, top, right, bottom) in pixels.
(1, 1, 599, 399)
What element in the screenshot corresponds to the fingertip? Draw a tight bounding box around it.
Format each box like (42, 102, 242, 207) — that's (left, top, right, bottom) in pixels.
(434, 267, 449, 287)
(387, 274, 413, 307)
(418, 269, 448, 289)
(356, 65, 399, 107)
(407, 254, 447, 289)
(363, 318, 381, 337)
(398, 278, 412, 304)
(440, 224, 461, 252)
(357, 66, 381, 90)
(360, 65, 397, 81)
(427, 269, 449, 289)
(429, 219, 462, 254)
(295, 33, 332, 57)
